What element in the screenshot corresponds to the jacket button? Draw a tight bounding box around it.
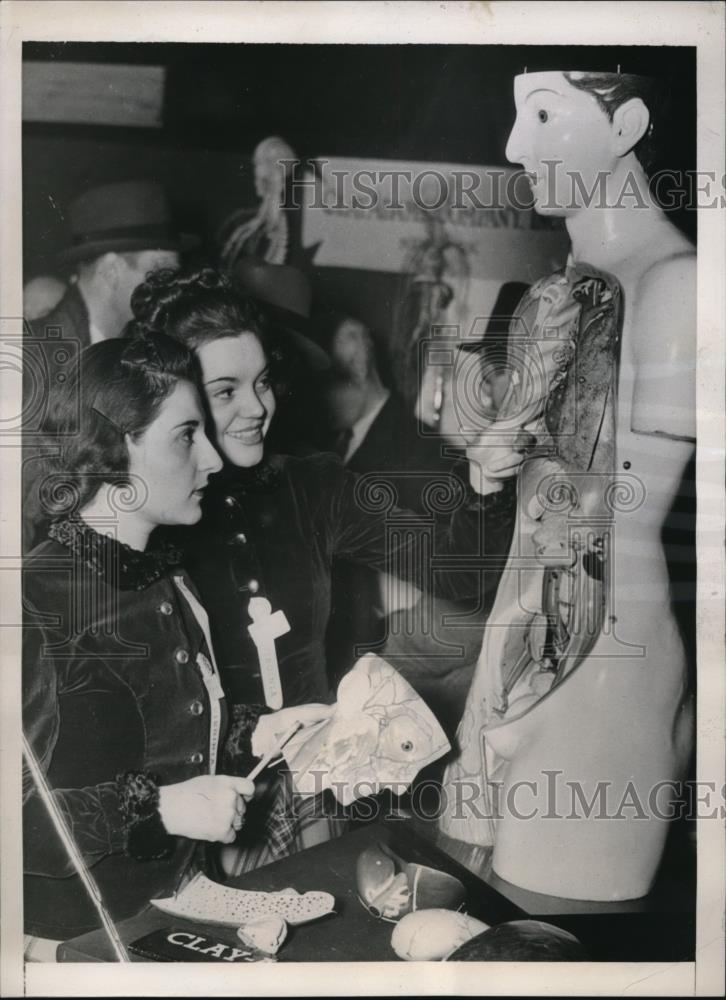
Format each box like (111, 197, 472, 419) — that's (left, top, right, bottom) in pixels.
(158, 601, 173, 616)
(224, 495, 236, 508)
(189, 700, 204, 716)
(248, 578, 259, 594)
(234, 532, 247, 545)
(188, 751, 204, 765)
(175, 648, 190, 664)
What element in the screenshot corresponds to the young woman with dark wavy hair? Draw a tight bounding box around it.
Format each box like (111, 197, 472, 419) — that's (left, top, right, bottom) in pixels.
(22, 331, 330, 957)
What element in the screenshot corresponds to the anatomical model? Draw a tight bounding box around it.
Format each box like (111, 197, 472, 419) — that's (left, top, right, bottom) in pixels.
(440, 68, 695, 901)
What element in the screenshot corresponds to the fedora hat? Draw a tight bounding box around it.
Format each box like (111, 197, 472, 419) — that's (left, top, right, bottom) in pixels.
(232, 257, 329, 371)
(58, 180, 198, 266)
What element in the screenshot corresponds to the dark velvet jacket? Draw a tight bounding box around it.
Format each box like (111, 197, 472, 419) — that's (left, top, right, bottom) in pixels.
(22, 519, 261, 941)
(172, 452, 516, 708)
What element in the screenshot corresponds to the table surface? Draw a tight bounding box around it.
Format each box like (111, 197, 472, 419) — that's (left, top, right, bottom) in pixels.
(57, 818, 695, 963)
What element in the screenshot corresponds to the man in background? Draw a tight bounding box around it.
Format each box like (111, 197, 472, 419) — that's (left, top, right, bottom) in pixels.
(323, 314, 493, 735)
(30, 180, 190, 348)
(325, 316, 451, 498)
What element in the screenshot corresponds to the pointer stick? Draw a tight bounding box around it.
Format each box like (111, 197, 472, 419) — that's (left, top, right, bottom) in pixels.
(22, 733, 130, 962)
(245, 721, 304, 782)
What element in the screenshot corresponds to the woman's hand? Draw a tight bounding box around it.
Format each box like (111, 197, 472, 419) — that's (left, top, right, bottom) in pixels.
(252, 703, 334, 760)
(465, 426, 536, 495)
(157, 774, 254, 844)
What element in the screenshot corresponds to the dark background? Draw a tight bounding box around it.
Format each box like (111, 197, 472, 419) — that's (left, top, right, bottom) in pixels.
(23, 42, 697, 332)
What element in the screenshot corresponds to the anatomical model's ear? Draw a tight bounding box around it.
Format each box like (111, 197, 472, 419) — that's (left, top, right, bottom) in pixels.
(611, 97, 650, 158)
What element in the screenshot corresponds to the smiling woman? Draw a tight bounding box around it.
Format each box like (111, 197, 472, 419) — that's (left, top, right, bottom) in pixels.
(21, 332, 331, 954)
(123, 267, 521, 874)
(199, 335, 276, 468)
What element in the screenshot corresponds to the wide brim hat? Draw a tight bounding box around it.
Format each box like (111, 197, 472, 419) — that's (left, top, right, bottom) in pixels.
(231, 256, 330, 371)
(58, 180, 198, 266)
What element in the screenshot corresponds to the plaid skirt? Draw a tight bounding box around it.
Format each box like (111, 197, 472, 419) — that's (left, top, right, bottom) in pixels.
(220, 767, 349, 877)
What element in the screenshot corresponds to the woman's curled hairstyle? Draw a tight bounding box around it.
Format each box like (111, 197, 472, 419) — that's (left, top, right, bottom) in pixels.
(41, 333, 198, 518)
(128, 267, 277, 351)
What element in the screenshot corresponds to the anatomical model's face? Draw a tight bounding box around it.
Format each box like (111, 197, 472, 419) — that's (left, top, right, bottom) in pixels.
(505, 72, 617, 216)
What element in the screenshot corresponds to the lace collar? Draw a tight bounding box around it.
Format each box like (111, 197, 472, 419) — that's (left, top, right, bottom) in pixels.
(48, 518, 183, 591)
